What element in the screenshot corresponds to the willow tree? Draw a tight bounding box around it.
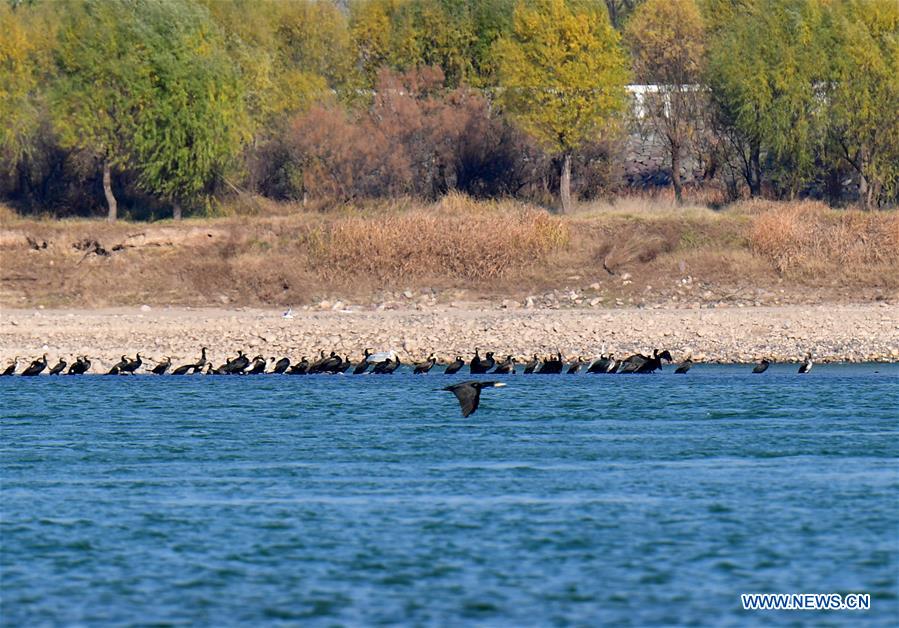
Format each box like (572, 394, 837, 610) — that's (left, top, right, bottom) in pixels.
(130, 0, 248, 220)
(52, 0, 247, 221)
(626, 0, 705, 203)
(51, 0, 152, 221)
(825, 0, 899, 208)
(706, 0, 829, 198)
(495, 0, 628, 212)
(0, 2, 54, 175)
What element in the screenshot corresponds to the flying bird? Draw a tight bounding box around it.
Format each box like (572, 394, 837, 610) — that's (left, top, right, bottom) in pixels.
(442, 380, 506, 417)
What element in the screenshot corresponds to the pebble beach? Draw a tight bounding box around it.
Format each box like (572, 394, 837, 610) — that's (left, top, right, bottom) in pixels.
(2, 303, 898, 372)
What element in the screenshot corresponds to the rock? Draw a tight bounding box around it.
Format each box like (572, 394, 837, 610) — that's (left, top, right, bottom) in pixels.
(403, 290, 413, 299)
(140, 304, 151, 312)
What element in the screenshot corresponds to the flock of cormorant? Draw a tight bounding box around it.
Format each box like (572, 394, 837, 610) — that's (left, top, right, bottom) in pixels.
(1, 348, 815, 416)
(1, 347, 813, 377)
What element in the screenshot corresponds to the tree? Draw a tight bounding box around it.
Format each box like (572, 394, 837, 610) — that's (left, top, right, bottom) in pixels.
(129, 0, 248, 219)
(824, 0, 899, 208)
(626, 0, 705, 203)
(0, 2, 54, 175)
(52, 0, 247, 221)
(494, 0, 629, 212)
(705, 0, 829, 199)
(51, 0, 153, 221)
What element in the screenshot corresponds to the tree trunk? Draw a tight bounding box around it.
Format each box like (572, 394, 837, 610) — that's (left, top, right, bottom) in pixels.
(559, 152, 572, 214)
(670, 141, 682, 204)
(102, 159, 117, 222)
(858, 145, 870, 210)
(173, 201, 182, 221)
(749, 142, 762, 198)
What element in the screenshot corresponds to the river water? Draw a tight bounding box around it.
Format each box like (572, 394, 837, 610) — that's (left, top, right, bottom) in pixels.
(2, 364, 897, 625)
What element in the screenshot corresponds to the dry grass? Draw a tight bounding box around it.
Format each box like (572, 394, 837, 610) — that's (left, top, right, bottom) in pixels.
(749, 201, 899, 278)
(1, 194, 896, 307)
(304, 193, 568, 281)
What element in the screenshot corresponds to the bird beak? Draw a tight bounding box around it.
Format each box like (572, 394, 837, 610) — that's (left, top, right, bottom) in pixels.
(494, 382, 507, 388)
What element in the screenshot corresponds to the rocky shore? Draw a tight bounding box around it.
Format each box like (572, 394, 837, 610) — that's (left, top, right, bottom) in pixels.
(2, 303, 898, 372)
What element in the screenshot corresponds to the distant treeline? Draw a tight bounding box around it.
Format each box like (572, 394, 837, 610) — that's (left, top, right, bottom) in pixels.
(1, 0, 897, 220)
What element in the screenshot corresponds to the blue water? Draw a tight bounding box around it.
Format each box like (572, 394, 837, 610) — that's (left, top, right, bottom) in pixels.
(2, 364, 898, 626)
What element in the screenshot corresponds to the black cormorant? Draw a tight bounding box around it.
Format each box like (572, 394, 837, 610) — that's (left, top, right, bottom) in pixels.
(798, 353, 813, 374)
(2, 357, 19, 376)
(444, 356, 464, 375)
(48, 358, 68, 375)
(537, 352, 564, 374)
(353, 349, 373, 375)
(21, 354, 48, 376)
(68, 356, 91, 375)
(413, 353, 437, 374)
(120, 353, 142, 375)
(443, 380, 506, 417)
(469, 349, 496, 375)
(587, 354, 616, 374)
(523, 354, 541, 374)
(372, 355, 401, 374)
(108, 355, 129, 375)
(619, 349, 672, 374)
(491, 355, 516, 375)
(245, 355, 267, 375)
(752, 359, 770, 374)
(271, 357, 291, 374)
(289, 357, 310, 374)
(674, 357, 693, 374)
(566, 357, 585, 374)
(150, 357, 171, 375)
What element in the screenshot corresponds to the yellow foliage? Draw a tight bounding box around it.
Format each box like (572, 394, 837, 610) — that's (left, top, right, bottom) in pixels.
(494, 0, 629, 155)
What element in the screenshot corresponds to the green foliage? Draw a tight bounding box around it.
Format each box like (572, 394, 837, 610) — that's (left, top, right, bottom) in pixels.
(0, 2, 54, 169)
(52, 0, 247, 212)
(494, 0, 629, 155)
(350, 0, 516, 88)
(706, 0, 830, 197)
(823, 0, 899, 206)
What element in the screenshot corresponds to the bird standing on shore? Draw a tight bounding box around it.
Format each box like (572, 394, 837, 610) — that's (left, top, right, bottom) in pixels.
(271, 357, 291, 374)
(21, 354, 48, 376)
(524, 354, 541, 374)
(444, 356, 464, 375)
(48, 358, 68, 375)
(469, 349, 496, 375)
(413, 353, 437, 374)
(798, 353, 813, 374)
(353, 349, 373, 374)
(491, 355, 516, 375)
(443, 380, 506, 417)
(537, 352, 563, 374)
(68, 356, 91, 375)
(619, 349, 672, 374)
(587, 354, 617, 374)
(245, 355, 268, 375)
(2, 357, 19, 376)
(567, 357, 585, 374)
(116, 354, 142, 375)
(150, 357, 171, 375)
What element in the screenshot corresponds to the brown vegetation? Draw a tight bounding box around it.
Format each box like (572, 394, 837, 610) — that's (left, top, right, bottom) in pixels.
(749, 201, 899, 277)
(1, 195, 896, 308)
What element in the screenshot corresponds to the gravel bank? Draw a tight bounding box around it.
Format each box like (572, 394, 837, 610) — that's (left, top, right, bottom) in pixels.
(2, 304, 897, 372)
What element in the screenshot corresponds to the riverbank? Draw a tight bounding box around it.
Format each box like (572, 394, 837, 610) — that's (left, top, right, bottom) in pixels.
(2, 197, 897, 310)
(2, 303, 897, 371)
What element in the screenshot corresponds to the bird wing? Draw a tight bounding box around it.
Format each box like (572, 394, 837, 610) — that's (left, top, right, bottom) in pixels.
(445, 383, 480, 418)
